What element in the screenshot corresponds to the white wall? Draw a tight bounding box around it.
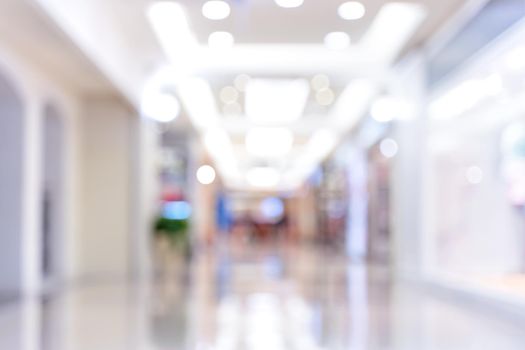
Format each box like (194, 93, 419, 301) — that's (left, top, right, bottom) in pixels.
(78, 98, 134, 280)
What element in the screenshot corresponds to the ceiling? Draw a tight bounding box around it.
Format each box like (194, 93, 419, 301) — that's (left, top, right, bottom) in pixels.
(0, 0, 114, 95)
(26, 0, 469, 192)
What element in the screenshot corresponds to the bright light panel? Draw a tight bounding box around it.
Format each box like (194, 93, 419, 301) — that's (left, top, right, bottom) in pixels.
(247, 167, 280, 188)
(331, 79, 377, 131)
(324, 32, 351, 50)
(245, 79, 309, 124)
(371, 96, 411, 122)
(147, 2, 197, 64)
(208, 31, 235, 49)
(177, 78, 220, 130)
(430, 74, 503, 120)
(338, 1, 366, 20)
(202, 1, 231, 20)
(246, 127, 294, 157)
(361, 2, 427, 62)
(196, 165, 216, 185)
(141, 91, 181, 123)
(275, 0, 304, 8)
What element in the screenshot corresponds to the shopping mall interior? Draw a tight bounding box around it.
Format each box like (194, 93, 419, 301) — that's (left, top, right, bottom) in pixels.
(1, 0, 525, 348)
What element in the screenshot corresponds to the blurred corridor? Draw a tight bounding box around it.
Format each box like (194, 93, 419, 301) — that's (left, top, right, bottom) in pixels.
(2, 0, 525, 348)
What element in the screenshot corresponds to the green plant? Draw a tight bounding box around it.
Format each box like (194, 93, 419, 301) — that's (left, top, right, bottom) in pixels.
(153, 217, 189, 246)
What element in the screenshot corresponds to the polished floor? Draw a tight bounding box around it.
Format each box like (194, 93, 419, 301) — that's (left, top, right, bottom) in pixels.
(1, 243, 525, 350)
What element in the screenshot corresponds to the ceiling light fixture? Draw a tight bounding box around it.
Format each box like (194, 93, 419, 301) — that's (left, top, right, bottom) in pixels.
(177, 78, 220, 130)
(311, 74, 330, 91)
(247, 167, 281, 188)
(316, 88, 335, 106)
(360, 3, 427, 62)
(379, 138, 399, 158)
(220, 86, 239, 104)
(196, 165, 216, 185)
(338, 1, 366, 20)
(141, 91, 181, 123)
(202, 1, 231, 20)
(274, 0, 304, 9)
(371, 96, 411, 122)
(324, 32, 351, 50)
(147, 2, 197, 65)
(246, 127, 294, 157)
(208, 31, 235, 49)
(245, 79, 309, 124)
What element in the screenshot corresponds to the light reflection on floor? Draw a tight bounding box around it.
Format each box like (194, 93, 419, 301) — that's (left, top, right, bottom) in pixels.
(2, 243, 525, 350)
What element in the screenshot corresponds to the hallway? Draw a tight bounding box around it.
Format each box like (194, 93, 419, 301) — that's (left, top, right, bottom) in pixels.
(2, 244, 525, 350)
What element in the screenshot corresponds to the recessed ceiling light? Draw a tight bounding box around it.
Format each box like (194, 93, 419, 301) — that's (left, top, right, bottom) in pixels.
(274, 0, 304, 8)
(245, 79, 309, 124)
(220, 85, 239, 104)
(316, 88, 335, 106)
(311, 74, 330, 91)
(202, 1, 231, 20)
(338, 1, 366, 20)
(196, 165, 216, 185)
(234, 74, 251, 92)
(324, 32, 351, 50)
(208, 31, 235, 49)
(380, 138, 399, 158)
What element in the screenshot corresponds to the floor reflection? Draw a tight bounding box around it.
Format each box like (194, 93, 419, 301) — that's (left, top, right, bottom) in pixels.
(2, 243, 525, 349)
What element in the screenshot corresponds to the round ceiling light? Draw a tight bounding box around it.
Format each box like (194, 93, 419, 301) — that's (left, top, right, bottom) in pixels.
(324, 32, 351, 50)
(380, 138, 399, 158)
(196, 165, 216, 185)
(316, 88, 335, 106)
(202, 1, 231, 20)
(338, 1, 366, 20)
(220, 85, 239, 104)
(311, 74, 330, 91)
(208, 31, 235, 49)
(274, 0, 304, 8)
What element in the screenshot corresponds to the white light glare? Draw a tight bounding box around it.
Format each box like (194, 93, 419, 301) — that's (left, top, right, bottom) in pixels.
(275, 0, 304, 8)
(311, 74, 330, 91)
(246, 128, 294, 157)
(141, 91, 180, 122)
(208, 31, 235, 49)
(197, 165, 216, 185)
(430, 74, 503, 120)
(324, 32, 351, 50)
(147, 2, 197, 63)
(338, 1, 366, 20)
(177, 78, 220, 130)
(371, 96, 411, 122)
(245, 79, 309, 124)
(247, 167, 280, 188)
(380, 138, 398, 158)
(202, 1, 231, 20)
(316, 88, 335, 106)
(361, 3, 427, 61)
